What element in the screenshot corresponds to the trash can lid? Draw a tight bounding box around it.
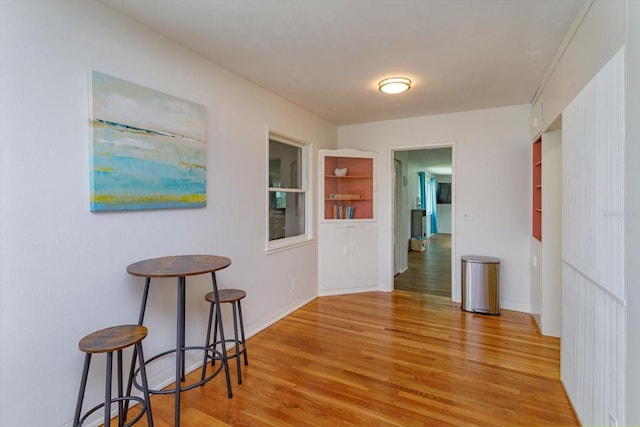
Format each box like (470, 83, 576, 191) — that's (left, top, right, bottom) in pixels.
(461, 255, 500, 264)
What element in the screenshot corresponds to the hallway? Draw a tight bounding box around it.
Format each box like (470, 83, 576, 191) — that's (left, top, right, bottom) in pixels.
(394, 233, 451, 297)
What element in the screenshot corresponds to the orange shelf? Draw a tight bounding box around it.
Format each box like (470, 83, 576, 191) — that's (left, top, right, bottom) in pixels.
(323, 156, 373, 220)
(532, 137, 542, 241)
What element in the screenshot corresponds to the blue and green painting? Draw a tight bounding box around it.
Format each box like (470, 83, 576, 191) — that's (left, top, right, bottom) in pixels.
(90, 71, 206, 211)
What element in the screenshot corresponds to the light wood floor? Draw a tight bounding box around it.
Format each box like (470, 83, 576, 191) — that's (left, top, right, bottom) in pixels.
(125, 290, 578, 426)
(395, 233, 452, 297)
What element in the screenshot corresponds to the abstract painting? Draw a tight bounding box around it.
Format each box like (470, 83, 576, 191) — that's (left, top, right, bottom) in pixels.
(89, 71, 206, 211)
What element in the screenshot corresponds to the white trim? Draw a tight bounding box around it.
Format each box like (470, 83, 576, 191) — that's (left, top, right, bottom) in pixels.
(265, 128, 314, 253)
(265, 236, 314, 255)
(318, 286, 380, 297)
(388, 143, 456, 298)
(268, 187, 306, 193)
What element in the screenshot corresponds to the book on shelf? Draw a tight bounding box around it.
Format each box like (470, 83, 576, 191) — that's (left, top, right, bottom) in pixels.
(332, 204, 355, 219)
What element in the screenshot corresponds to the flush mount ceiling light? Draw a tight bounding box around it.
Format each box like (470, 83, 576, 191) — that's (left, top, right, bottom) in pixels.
(378, 77, 411, 94)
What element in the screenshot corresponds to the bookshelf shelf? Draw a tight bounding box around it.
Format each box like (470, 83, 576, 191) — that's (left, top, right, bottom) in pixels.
(532, 137, 542, 241)
(322, 154, 374, 220)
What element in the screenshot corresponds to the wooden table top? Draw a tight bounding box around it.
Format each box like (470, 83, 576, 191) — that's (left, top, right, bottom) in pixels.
(127, 255, 231, 278)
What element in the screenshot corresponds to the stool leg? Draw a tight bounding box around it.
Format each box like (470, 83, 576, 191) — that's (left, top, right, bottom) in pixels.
(215, 297, 233, 398)
(175, 276, 186, 427)
(73, 354, 91, 427)
(231, 302, 242, 384)
(212, 304, 219, 367)
(210, 272, 232, 398)
(201, 300, 215, 383)
(179, 277, 187, 383)
(136, 342, 154, 427)
(238, 300, 248, 366)
(105, 352, 113, 427)
(125, 277, 151, 414)
(117, 349, 124, 426)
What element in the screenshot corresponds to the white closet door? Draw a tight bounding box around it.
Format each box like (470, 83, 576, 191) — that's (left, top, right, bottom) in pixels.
(394, 159, 402, 274)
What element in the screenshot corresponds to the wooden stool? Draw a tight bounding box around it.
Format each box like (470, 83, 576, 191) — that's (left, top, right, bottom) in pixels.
(201, 289, 248, 384)
(73, 325, 153, 427)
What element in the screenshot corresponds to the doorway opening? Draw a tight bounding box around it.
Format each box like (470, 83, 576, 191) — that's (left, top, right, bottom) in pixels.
(392, 147, 453, 298)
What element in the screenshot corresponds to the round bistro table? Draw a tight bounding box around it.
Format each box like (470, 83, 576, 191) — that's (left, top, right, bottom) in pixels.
(126, 255, 232, 427)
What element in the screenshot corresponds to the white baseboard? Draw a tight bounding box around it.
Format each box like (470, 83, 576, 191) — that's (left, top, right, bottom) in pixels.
(499, 301, 532, 314)
(318, 285, 379, 297)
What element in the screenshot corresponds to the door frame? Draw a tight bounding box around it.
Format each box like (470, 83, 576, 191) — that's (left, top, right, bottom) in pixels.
(388, 144, 456, 298)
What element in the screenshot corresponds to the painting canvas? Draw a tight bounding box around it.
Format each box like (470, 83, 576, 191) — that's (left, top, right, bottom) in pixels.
(89, 71, 206, 211)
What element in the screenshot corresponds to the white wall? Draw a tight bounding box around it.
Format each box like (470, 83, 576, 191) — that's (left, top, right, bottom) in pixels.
(626, 2, 640, 425)
(406, 162, 431, 239)
(602, 2, 640, 423)
(561, 47, 626, 426)
(540, 129, 562, 337)
(435, 175, 452, 233)
(530, 239, 542, 326)
(338, 105, 531, 311)
(436, 204, 452, 233)
(406, 163, 421, 214)
(0, 2, 336, 426)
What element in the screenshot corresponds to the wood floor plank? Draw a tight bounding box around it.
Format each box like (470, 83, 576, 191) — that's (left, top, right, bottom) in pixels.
(395, 234, 452, 297)
(119, 289, 578, 426)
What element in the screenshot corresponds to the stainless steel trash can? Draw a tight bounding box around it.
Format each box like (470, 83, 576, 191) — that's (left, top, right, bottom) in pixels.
(461, 255, 500, 315)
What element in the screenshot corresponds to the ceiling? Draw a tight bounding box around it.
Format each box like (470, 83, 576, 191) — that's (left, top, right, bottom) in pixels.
(407, 148, 452, 176)
(100, 0, 587, 126)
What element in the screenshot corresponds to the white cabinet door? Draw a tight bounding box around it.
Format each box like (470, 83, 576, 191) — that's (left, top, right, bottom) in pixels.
(348, 224, 377, 289)
(318, 223, 377, 294)
(318, 224, 351, 292)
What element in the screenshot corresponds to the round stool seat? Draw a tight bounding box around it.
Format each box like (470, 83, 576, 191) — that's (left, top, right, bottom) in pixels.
(204, 289, 246, 304)
(79, 325, 148, 354)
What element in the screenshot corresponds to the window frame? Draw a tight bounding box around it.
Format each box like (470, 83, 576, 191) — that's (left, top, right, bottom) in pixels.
(265, 130, 313, 254)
